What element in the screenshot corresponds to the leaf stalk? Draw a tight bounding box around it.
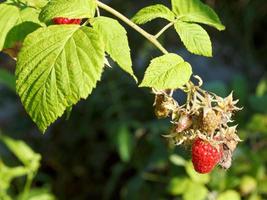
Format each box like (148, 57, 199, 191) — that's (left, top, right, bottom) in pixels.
(96, 1, 168, 54)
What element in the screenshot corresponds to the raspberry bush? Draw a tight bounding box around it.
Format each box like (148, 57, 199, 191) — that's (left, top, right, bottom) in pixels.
(0, 0, 241, 173)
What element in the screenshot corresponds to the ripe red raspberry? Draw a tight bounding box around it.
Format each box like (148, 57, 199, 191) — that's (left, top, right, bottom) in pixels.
(192, 138, 222, 173)
(52, 17, 82, 25)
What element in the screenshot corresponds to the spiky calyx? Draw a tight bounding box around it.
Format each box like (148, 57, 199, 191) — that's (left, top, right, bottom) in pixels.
(156, 76, 242, 172)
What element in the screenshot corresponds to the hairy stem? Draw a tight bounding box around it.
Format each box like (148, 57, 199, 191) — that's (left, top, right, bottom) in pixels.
(155, 22, 174, 39)
(96, 1, 168, 54)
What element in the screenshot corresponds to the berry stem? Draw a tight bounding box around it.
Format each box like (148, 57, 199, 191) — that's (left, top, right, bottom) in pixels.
(96, 1, 168, 54)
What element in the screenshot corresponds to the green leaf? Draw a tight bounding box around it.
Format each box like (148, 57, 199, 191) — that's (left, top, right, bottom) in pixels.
(0, 69, 16, 91)
(20, 0, 49, 8)
(132, 4, 175, 24)
(0, 161, 29, 191)
(168, 177, 189, 195)
(140, 53, 192, 90)
(39, 0, 96, 22)
(0, 4, 43, 51)
(4, 22, 41, 50)
(247, 114, 267, 134)
(240, 176, 257, 195)
(17, 7, 42, 24)
(217, 190, 241, 200)
(0, 136, 41, 171)
(16, 25, 105, 132)
(183, 180, 208, 200)
(4, 7, 42, 49)
(116, 125, 134, 162)
(185, 162, 210, 184)
(256, 76, 267, 96)
(0, 4, 20, 50)
(169, 154, 186, 166)
(23, 188, 56, 200)
(91, 16, 137, 82)
(171, 0, 225, 30)
(174, 21, 212, 57)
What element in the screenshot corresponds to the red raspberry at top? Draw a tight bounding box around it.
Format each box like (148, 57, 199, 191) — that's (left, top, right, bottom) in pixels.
(53, 17, 82, 25)
(192, 138, 222, 173)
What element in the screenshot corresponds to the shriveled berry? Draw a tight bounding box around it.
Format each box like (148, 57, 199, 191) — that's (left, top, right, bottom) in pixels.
(200, 109, 221, 135)
(52, 17, 82, 25)
(192, 138, 222, 173)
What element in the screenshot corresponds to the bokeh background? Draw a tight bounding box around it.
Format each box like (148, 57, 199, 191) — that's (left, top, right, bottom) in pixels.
(0, 0, 267, 199)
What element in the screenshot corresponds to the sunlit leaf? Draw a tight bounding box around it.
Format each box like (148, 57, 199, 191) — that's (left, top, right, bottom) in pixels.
(140, 53, 192, 90)
(0, 4, 20, 50)
(174, 20, 212, 57)
(16, 25, 105, 132)
(39, 0, 96, 22)
(132, 4, 175, 24)
(92, 16, 137, 81)
(171, 0, 225, 30)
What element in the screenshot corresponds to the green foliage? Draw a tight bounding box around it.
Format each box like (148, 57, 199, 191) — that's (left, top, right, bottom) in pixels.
(115, 125, 134, 162)
(1, 136, 41, 170)
(0, 4, 20, 50)
(240, 176, 257, 195)
(0, 135, 55, 200)
(168, 178, 189, 195)
(0, 3, 43, 51)
(23, 189, 56, 200)
(0, 0, 266, 199)
(247, 114, 267, 134)
(16, 25, 105, 132)
(169, 154, 186, 166)
(140, 53, 192, 89)
(185, 162, 210, 184)
(0, 0, 226, 130)
(171, 0, 225, 31)
(4, 7, 42, 49)
(39, 0, 95, 23)
(174, 21, 212, 57)
(39, 0, 96, 22)
(0, 163, 28, 191)
(91, 16, 137, 81)
(217, 190, 241, 200)
(183, 180, 208, 200)
(132, 0, 225, 56)
(0, 69, 16, 91)
(132, 4, 175, 24)
(20, 0, 48, 8)
(256, 77, 267, 96)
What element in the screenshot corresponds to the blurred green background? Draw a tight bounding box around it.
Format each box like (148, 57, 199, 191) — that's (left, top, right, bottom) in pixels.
(0, 0, 267, 199)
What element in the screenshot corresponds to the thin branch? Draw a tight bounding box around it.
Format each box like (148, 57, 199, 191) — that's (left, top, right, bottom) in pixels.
(155, 22, 174, 39)
(96, 1, 168, 54)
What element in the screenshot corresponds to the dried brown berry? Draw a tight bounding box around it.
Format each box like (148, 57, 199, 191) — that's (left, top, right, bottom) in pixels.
(200, 109, 221, 135)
